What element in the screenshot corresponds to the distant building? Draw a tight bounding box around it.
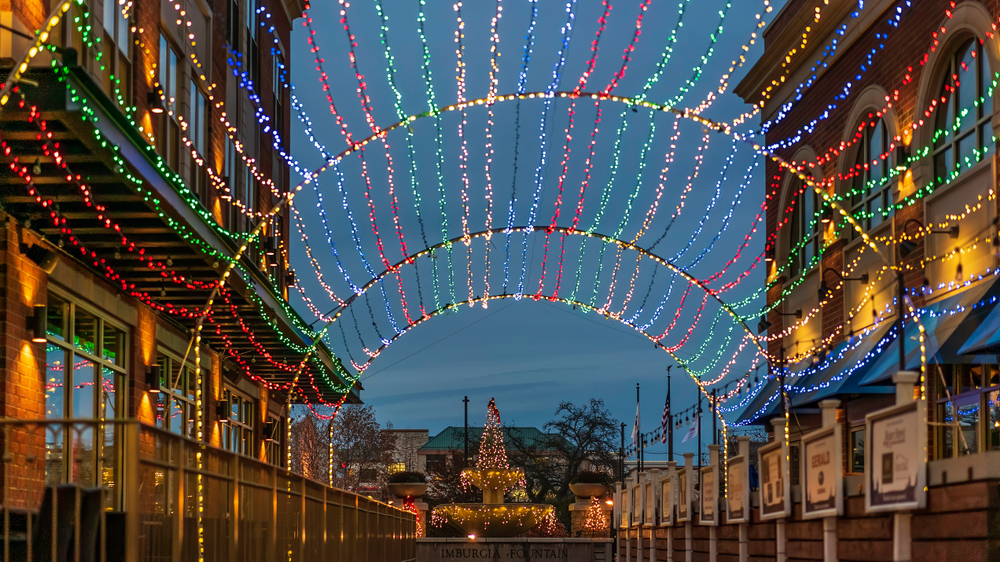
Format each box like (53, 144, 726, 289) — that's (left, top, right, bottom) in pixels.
(416, 426, 560, 474)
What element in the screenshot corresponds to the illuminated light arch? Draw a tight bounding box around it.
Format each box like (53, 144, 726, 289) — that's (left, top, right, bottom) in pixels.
(316, 224, 766, 358)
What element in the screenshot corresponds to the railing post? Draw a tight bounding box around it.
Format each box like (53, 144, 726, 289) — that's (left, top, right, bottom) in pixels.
(269, 466, 277, 562)
(173, 439, 185, 562)
(123, 423, 140, 562)
(300, 475, 307, 562)
(229, 455, 239, 562)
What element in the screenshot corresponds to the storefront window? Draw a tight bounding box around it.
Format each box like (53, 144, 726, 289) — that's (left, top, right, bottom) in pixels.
(222, 389, 255, 457)
(43, 291, 126, 502)
(155, 353, 201, 440)
(850, 426, 865, 473)
(936, 364, 998, 458)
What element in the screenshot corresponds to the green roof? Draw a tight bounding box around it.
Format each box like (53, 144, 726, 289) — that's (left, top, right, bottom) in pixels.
(419, 426, 559, 451)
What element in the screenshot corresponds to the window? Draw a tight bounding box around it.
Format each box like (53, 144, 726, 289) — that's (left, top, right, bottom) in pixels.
(245, 0, 260, 88)
(44, 291, 127, 497)
(227, 0, 240, 48)
(388, 462, 405, 475)
(933, 38, 994, 182)
(272, 53, 285, 147)
(154, 353, 201, 440)
(786, 176, 821, 279)
(264, 415, 285, 467)
(222, 388, 254, 456)
(848, 118, 894, 234)
(936, 364, 999, 458)
(102, 0, 132, 110)
(188, 80, 210, 201)
(425, 454, 445, 474)
(850, 426, 865, 473)
(158, 34, 182, 171)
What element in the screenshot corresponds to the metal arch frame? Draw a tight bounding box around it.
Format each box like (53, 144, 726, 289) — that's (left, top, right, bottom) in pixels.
(320, 224, 766, 361)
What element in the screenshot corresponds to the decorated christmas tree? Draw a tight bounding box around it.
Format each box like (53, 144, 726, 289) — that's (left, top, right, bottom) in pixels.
(477, 398, 510, 470)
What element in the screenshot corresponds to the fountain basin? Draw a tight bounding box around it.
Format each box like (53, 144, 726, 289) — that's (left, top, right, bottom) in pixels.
(432, 503, 553, 537)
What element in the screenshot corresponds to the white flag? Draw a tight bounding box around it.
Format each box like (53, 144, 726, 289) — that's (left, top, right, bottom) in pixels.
(632, 400, 640, 445)
(681, 418, 699, 444)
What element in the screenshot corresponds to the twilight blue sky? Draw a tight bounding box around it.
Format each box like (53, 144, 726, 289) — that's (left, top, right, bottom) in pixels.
(286, 0, 791, 458)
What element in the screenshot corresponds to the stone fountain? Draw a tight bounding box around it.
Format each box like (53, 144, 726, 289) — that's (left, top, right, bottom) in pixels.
(431, 398, 553, 537)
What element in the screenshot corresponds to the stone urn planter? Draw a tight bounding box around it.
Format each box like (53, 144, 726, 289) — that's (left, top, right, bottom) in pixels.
(569, 483, 611, 499)
(388, 482, 428, 498)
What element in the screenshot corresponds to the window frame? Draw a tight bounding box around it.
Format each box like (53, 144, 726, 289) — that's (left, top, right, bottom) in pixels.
(44, 289, 128, 504)
(932, 38, 995, 183)
(222, 386, 255, 457)
(846, 118, 895, 234)
(785, 174, 822, 280)
(154, 349, 205, 441)
(934, 364, 999, 458)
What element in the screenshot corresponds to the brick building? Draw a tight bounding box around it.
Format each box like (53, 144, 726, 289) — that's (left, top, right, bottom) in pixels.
(0, 0, 406, 559)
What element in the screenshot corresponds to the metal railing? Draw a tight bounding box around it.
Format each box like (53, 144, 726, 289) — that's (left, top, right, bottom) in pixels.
(0, 419, 416, 562)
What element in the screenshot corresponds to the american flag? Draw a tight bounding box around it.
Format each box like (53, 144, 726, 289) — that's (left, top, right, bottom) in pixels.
(660, 394, 670, 443)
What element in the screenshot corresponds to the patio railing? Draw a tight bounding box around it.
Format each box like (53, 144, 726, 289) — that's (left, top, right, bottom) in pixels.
(0, 419, 416, 562)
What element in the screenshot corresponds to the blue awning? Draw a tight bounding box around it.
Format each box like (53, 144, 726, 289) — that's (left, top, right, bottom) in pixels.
(793, 321, 897, 405)
(860, 277, 1000, 386)
(957, 296, 1000, 356)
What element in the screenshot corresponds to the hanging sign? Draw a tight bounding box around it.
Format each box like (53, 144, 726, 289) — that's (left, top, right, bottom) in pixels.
(726, 455, 749, 523)
(865, 400, 927, 513)
(801, 425, 843, 519)
(758, 438, 791, 520)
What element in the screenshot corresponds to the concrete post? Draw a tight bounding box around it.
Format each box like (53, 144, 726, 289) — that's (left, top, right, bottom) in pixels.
(776, 519, 787, 562)
(892, 371, 918, 562)
(666, 460, 676, 562)
(736, 436, 751, 562)
(819, 399, 840, 562)
(683, 452, 694, 562)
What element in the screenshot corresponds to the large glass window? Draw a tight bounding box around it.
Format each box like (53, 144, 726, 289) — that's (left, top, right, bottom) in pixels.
(44, 291, 127, 502)
(188, 80, 210, 201)
(850, 426, 865, 473)
(154, 353, 201, 440)
(101, 0, 132, 111)
(787, 176, 821, 279)
(933, 39, 995, 182)
(222, 388, 255, 456)
(848, 118, 894, 234)
(936, 364, 999, 458)
(264, 415, 284, 467)
(158, 34, 182, 171)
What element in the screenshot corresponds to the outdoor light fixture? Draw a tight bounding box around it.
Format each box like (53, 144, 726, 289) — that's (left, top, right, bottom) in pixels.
(146, 365, 161, 393)
(20, 242, 59, 273)
(147, 90, 165, 114)
(818, 268, 869, 300)
(217, 400, 230, 423)
(757, 309, 800, 333)
(898, 219, 959, 258)
(32, 158, 42, 176)
(820, 207, 833, 224)
(765, 247, 775, 262)
(285, 270, 296, 286)
(29, 304, 46, 343)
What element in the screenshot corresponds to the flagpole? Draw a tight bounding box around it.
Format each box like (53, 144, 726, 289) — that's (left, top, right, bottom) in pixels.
(667, 367, 673, 462)
(697, 391, 702, 472)
(636, 383, 642, 473)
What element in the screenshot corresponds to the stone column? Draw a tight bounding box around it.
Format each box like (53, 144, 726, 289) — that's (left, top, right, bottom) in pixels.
(819, 399, 840, 562)
(683, 452, 693, 562)
(892, 371, 918, 562)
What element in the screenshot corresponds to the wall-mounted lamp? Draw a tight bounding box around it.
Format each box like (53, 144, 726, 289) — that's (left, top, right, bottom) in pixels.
(818, 268, 869, 301)
(757, 309, 802, 334)
(285, 270, 296, 286)
(898, 219, 959, 258)
(217, 400, 230, 423)
(820, 207, 833, 224)
(29, 304, 46, 343)
(146, 365, 162, 393)
(19, 241, 59, 274)
(765, 247, 775, 262)
(147, 90, 165, 114)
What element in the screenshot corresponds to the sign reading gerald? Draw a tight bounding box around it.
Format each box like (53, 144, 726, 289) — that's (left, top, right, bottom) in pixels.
(865, 400, 927, 513)
(801, 425, 842, 519)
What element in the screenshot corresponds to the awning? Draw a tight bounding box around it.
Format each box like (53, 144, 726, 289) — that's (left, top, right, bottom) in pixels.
(734, 377, 784, 425)
(790, 321, 897, 406)
(860, 277, 1000, 386)
(957, 296, 1000, 356)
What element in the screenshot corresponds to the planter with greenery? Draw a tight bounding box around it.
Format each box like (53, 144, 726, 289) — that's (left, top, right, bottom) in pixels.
(568, 471, 612, 498)
(387, 471, 429, 498)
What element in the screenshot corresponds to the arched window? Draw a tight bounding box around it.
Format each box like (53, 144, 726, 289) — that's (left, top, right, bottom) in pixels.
(848, 118, 893, 235)
(933, 38, 994, 182)
(787, 176, 821, 279)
